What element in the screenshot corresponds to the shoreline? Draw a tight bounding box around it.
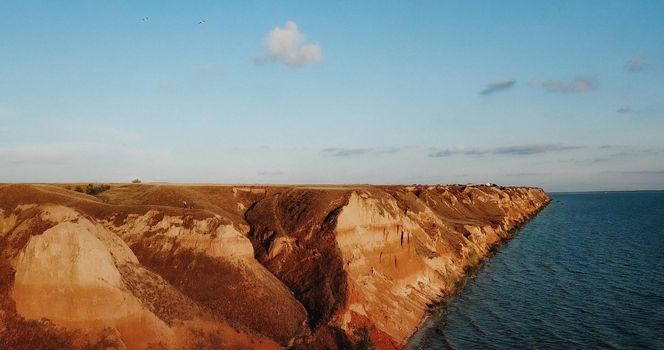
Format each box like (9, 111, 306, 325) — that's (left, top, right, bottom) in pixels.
(404, 199, 551, 349)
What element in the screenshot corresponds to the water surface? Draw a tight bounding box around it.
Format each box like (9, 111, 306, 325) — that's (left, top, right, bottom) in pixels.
(412, 192, 664, 349)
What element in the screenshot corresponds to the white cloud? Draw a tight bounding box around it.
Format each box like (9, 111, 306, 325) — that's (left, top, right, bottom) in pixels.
(260, 21, 322, 67)
(538, 77, 597, 93)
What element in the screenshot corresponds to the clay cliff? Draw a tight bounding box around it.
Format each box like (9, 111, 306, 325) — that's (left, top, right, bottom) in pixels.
(0, 183, 549, 349)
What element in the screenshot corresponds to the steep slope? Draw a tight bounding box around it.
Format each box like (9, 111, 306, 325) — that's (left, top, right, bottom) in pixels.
(246, 185, 550, 348)
(333, 186, 549, 347)
(0, 185, 292, 349)
(245, 188, 353, 346)
(0, 183, 549, 349)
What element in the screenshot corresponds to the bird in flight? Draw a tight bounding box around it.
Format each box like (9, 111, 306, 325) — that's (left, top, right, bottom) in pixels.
(142, 17, 149, 22)
(198, 20, 206, 24)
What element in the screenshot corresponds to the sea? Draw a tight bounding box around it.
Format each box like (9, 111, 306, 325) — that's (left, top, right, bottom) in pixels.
(410, 191, 664, 350)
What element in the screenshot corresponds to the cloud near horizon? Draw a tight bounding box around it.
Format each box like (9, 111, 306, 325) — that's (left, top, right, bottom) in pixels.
(0, 106, 19, 118)
(321, 148, 371, 157)
(480, 80, 516, 95)
(0, 143, 171, 165)
(256, 170, 284, 176)
(321, 147, 410, 157)
(429, 144, 584, 157)
(535, 77, 598, 93)
(624, 55, 646, 72)
(606, 170, 664, 175)
(259, 21, 322, 67)
(560, 146, 664, 165)
(505, 172, 540, 177)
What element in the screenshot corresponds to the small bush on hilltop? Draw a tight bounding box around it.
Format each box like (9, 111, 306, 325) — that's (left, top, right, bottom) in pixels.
(74, 184, 111, 195)
(131, 178, 142, 184)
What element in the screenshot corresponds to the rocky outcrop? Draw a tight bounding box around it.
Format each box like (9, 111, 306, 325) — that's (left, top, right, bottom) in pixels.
(0, 183, 549, 349)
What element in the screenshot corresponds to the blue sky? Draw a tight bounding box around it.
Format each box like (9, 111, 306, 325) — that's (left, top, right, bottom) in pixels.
(1, 1, 663, 191)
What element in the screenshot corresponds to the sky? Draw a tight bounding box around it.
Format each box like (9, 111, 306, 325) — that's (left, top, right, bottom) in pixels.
(1, 1, 663, 191)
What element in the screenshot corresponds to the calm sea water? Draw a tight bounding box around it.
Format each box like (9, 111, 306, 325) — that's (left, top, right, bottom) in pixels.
(411, 192, 664, 350)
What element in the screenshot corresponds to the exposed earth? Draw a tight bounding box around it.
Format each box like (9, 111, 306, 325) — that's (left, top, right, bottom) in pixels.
(0, 183, 549, 349)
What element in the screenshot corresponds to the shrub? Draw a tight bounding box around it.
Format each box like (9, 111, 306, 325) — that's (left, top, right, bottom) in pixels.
(131, 178, 142, 184)
(84, 184, 111, 196)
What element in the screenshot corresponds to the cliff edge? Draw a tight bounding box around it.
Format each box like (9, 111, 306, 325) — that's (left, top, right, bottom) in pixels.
(0, 183, 549, 349)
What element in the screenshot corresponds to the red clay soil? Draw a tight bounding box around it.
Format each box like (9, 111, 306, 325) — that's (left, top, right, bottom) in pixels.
(129, 239, 309, 344)
(246, 189, 351, 328)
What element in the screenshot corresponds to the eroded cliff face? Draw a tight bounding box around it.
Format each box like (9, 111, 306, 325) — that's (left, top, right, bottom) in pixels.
(0, 183, 549, 349)
(245, 185, 549, 349)
(332, 187, 549, 347)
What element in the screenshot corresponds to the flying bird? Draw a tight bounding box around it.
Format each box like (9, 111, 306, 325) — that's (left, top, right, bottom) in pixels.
(198, 20, 206, 24)
(142, 17, 149, 22)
